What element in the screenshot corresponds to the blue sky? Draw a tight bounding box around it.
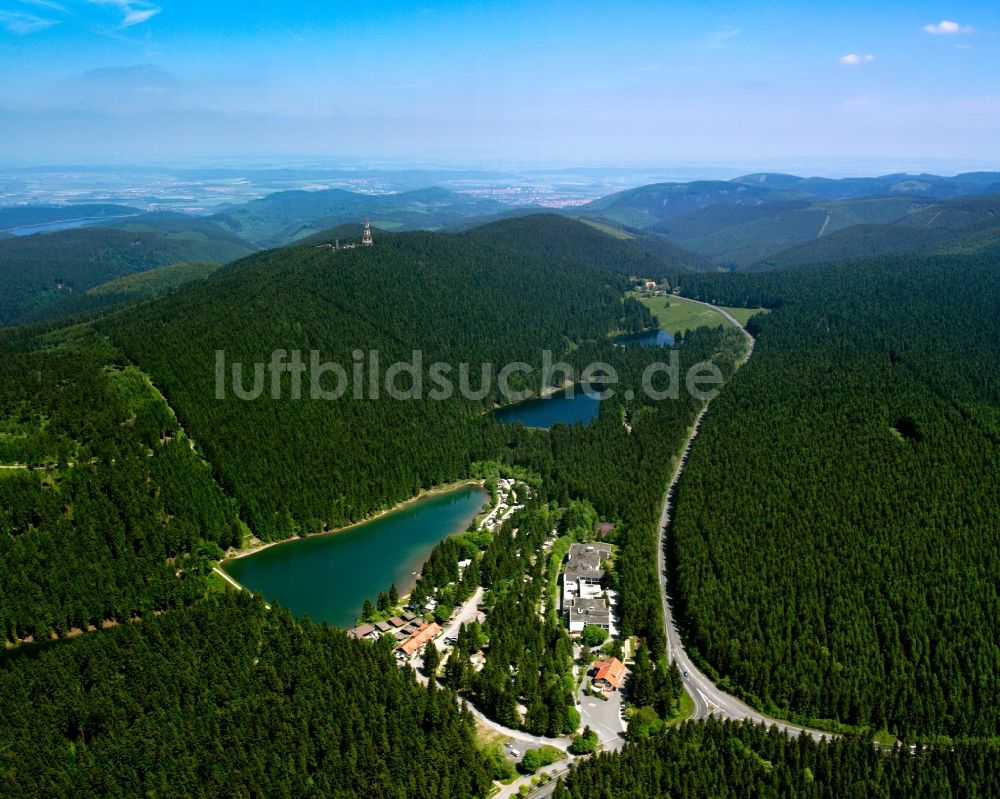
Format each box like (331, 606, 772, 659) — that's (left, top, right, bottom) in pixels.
(0, 1, 997, 170)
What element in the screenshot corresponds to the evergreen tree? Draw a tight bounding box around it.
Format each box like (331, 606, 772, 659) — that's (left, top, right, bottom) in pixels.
(423, 641, 440, 678)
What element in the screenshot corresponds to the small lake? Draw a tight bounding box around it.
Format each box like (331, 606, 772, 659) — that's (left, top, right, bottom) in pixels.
(5, 215, 138, 236)
(493, 384, 605, 429)
(613, 329, 675, 347)
(222, 484, 487, 628)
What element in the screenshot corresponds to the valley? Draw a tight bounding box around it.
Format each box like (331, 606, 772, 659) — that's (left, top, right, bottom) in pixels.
(4, 2, 1000, 794)
(1, 178, 997, 799)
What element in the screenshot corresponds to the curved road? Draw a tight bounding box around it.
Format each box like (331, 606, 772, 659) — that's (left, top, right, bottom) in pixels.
(656, 300, 831, 741)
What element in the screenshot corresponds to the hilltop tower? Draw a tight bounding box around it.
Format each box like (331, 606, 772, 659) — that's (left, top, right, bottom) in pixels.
(361, 220, 373, 247)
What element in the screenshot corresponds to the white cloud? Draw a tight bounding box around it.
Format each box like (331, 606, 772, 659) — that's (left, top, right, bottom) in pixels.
(0, 10, 58, 34)
(923, 20, 973, 35)
(703, 25, 740, 49)
(87, 0, 161, 28)
(838, 53, 876, 65)
(18, 0, 68, 11)
(122, 6, 158, 26)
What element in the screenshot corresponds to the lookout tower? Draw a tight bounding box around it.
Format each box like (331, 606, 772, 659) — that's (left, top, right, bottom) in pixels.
(361, 220, 373, 247)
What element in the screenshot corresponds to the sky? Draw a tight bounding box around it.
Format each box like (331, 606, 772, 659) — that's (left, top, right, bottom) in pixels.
(0, 0, 997, 171)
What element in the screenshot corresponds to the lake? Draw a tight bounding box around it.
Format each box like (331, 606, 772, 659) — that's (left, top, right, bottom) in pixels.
(613, 328, 675, 347)
(221, 484, 487, 628)
(493, 384, 605, 429)
(5, 215, 138, 236)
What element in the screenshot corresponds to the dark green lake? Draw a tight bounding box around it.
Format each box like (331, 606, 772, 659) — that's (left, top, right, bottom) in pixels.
(613, 328, 675, 347)
(222, 484, 487, 628)
(493, 384, 606, 429)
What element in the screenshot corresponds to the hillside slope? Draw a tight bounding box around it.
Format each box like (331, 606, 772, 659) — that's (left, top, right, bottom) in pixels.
(670, 253, 1000, 737)
(0, 225, 253, 327)
(753, 195, 1000, 269)
(103, 217, 650, 539)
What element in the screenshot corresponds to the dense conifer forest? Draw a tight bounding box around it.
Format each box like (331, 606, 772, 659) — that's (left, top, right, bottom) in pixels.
(668, 251, 1000, 737)
(0, 340, 240, 644)
(0, 225, 253, 326)
(5, 214, 998, 795)
(0, 592, 493, 798)
(0, 217, 718, 791)
(102, 221, 662, 540)
(553, 718, 1000, 798)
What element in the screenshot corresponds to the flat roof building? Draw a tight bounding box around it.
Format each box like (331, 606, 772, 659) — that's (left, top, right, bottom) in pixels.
(563, 542, 612, 614)
(564, 543, 611, 584)
(567, 596, 611, 633)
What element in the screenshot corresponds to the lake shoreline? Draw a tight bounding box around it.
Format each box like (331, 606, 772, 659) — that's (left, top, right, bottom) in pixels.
(221, 478, 486, 564)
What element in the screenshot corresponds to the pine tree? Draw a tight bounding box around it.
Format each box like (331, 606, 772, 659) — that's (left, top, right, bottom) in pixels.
(423, 641, 440, 678)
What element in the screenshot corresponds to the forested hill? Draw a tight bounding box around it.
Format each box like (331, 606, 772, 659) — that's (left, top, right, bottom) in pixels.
(668, 251, 1000, 738)
(103, 216, 655, 539)
(0, 592, 494, 798)
(464, 213, 684, 277)
(0, 224, 254, 327)
(578, 179, 1000, 270)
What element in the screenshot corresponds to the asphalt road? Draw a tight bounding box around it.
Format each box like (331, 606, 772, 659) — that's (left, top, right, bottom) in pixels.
(655, 301, 831, 741)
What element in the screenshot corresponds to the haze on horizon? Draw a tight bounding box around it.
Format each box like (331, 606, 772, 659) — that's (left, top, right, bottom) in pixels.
(0, 0, 997, 173)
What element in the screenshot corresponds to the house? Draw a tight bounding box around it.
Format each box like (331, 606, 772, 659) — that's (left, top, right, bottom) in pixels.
(562, 543, 612, 611)
(387, 616, 407, 628)
(401, 611, 416, 622)
(567, 596, 611, 633)
(592, 657, 627, 692)
(375, 621, 393, 634)
(396, 622, 443, 659)
(347, 623, 378, 641)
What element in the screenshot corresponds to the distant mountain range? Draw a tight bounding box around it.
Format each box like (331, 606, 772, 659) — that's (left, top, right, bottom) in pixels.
(576, 172, 1000, 269)
(209, 186, 511, 248)
(2, 171, 1000, 327)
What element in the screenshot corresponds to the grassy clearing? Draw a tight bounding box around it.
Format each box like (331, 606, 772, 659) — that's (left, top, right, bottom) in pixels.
(872, 729, 899, 748)
(640, 295, 735, 336)
(204, 569, 232, 594)
(665, 687, 696, 728)
(639, 294, 765, 336)
(717, 304, 769, 328)
(474, 722, 513, 748)
(577, 218, 635, 240)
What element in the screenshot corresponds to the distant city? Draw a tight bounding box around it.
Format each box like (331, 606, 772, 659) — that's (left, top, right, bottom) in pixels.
(0, 163, 746, 213)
